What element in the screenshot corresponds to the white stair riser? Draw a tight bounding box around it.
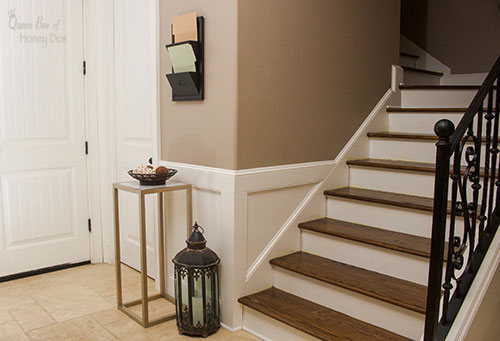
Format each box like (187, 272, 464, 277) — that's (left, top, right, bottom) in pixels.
(403, 71, 441, 86)
(399, 55, 417, 68)
(242, 307, 317, 341)
(301, 230, 429, 285)
(326, 197, 464, 239)
(369, 138, 488, 164)
(348, 166, 482, 200)
(400, 89, 483, 108)
(388, 112, 496, 135)
(273, 268, 424, 340)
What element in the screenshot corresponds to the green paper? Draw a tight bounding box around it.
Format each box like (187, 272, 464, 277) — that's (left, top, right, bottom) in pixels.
(167, 44, 197, 73)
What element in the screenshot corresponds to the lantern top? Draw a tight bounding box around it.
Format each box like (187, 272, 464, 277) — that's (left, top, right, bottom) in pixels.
(186, 222, 206, 249)
(173, 222, 220, 267)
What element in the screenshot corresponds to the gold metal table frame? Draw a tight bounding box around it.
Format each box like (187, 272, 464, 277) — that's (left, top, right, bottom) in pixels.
(113, 181, 193, 327)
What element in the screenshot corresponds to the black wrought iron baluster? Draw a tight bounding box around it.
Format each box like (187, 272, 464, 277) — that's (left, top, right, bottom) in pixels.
(480, 90, 495, 243)
(488, 84, 499, 228)
(469, 115, 481, 265)
(441, 146, 460, 325)
(496, 77, 500, 217)
(424, 119, 454, 341)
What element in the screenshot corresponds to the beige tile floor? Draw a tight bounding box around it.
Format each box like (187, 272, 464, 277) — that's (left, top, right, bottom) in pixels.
(0, 263, 260, 340)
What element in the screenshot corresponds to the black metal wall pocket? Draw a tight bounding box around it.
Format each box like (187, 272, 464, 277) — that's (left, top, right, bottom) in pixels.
(165, 16, 204, 101)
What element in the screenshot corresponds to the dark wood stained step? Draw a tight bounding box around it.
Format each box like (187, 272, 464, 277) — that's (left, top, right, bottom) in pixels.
(400, 52, 419, 59)
(386, 107, 495, 113)
(346, 158, 486, 178)
(399, 85, 497, 90)
(324, 187, 450, 214)
(402, 66, 444, 77)
(270, 252, 427, 314)
(238, 287, 411, 341)
(299, 217, 448, 261)
(367, 131, 492, 143)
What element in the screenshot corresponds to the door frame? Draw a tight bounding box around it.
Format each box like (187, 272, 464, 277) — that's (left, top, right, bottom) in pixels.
(83, 0, 161, 264)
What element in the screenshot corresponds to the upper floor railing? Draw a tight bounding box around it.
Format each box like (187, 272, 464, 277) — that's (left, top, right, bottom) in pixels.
(425, 55, 500, 340)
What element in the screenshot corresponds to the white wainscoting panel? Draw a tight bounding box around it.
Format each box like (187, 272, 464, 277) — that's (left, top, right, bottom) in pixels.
(246, 184, 314, 270)
(160, 159, 334, 330)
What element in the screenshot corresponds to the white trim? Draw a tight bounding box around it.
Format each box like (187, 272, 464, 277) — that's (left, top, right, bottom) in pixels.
(236, 160, 335, 176)
(83, 0, 117, 263)
(245, 181, 325, 281)
(242, 326, 272, 341)
(221, 323, 241, 333)
(335, 89, 393, 163)
(445, 229, 500, 340)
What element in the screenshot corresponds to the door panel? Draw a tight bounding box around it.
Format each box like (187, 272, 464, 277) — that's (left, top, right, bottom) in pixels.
(0, 0, 89, 276)
(114, 0, 158, 277)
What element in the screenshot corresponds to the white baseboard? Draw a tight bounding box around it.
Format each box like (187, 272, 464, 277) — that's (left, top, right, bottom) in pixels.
(220, 322, 240, 333)
(242, 326, 272, 341)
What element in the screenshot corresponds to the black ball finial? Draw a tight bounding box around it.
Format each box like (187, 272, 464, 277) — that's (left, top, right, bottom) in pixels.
(434, 119, 455, 138)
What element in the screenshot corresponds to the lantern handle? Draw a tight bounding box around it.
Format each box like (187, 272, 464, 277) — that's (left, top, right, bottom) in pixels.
(193, 221, 205, 234)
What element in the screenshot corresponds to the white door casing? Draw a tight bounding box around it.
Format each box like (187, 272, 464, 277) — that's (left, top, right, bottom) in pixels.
(0, 0, 90, 276)
(114, 0, 160, 277)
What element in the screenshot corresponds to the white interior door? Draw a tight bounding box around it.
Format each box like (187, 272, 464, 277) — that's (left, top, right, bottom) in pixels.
(0, 0, 90, 276)
(114, 0, 159, 278)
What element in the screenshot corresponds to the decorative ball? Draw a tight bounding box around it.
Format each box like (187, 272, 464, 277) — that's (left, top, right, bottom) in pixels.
(434, 119, 455, 138)
(155, 166, 169, 174)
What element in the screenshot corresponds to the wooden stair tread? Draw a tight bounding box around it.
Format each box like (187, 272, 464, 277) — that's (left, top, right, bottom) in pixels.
(400, 52, 419, 59)
(387, 106, 469, 112)
(238, 287, 411, 341)
(399, 84, 497, 90)
(347, 158, 486, 177)
(324, 187, 450, 214)
(270, 252, 427, 314)
(299, 217, 448, 261)
(401, 66, 444, 77)
(367, 131, 493, 143)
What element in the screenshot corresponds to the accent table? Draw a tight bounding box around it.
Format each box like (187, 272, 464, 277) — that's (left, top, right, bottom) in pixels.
(113, 180, 193, 327)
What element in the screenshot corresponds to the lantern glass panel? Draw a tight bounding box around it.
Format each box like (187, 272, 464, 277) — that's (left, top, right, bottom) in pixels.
(205, 270, 212, 318)
(214, 271, 219, 315)
(192, 271, 204, 327)
(180, 268, 190, 320)
(174, 270, 179, 315)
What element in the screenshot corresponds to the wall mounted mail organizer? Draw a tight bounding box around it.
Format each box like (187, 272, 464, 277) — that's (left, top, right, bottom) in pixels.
(165, 12, 204, 101)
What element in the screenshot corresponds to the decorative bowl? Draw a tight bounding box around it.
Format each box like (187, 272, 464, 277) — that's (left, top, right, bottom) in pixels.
(128, 169, 178, 186)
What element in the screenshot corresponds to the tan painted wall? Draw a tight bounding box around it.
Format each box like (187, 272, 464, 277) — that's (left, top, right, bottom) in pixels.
(401, 0, 500, 74)
(160, 0, 399, 169)
(236, 0, 399, 169)
(160, 0, 238, 169)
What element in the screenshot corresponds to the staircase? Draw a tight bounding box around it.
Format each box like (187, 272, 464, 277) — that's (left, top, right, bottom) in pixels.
(238, 73, 486, 340)
(398, 51, 444, 85)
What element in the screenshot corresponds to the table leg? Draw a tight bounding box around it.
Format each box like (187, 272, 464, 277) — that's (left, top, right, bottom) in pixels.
(186, 186, 193, 237)
(113, 188, 123, 307)
(139, 193, 149, 326)
(157, 192, 166, 295)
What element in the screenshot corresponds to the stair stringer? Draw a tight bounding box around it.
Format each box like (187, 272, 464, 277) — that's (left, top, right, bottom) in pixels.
(242, 66, 403, 338)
